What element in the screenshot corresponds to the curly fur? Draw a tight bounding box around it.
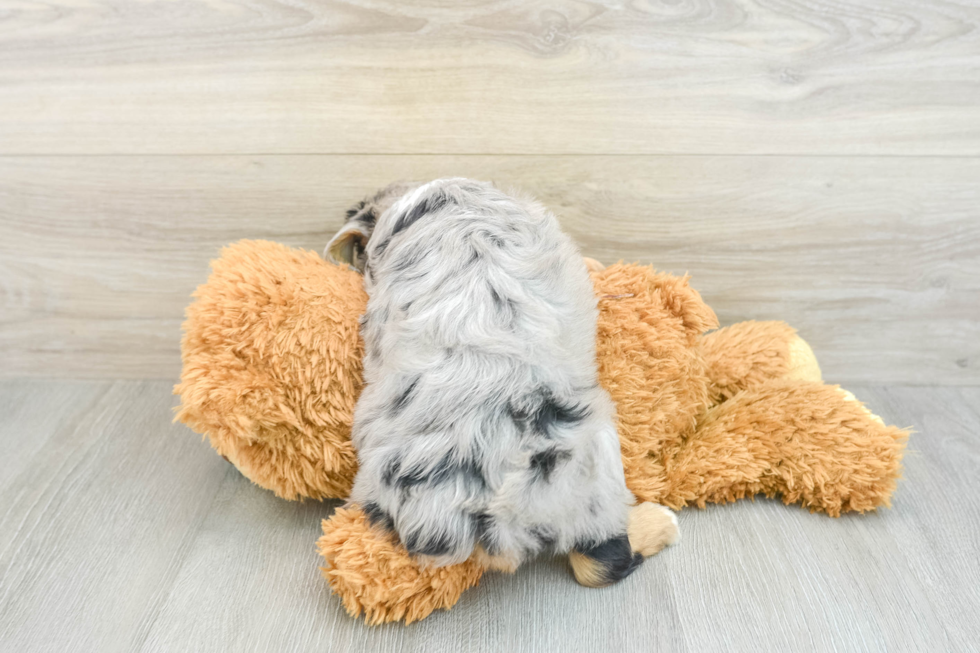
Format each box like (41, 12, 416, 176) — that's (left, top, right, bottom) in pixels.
(330, 179, 636, 569)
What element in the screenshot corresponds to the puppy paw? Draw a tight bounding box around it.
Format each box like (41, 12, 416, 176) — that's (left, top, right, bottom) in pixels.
(627, 502, 680, 557)
(472, 545, 520, 574)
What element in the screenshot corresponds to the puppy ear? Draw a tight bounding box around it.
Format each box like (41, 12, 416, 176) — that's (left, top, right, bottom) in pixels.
(325, 222, 369, 271)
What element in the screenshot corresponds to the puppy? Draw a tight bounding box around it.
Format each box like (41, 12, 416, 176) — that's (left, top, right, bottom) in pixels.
(326, 179, 677, 585)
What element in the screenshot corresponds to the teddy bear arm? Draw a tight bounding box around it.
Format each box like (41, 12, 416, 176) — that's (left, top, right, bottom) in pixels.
(699, 321, 822, 404)
(659, 379, 907, 516)
(317, 506, 486, 625)
(591, 264, 719, 344)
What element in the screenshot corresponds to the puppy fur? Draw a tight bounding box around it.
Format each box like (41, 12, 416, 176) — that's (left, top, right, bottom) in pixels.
(326, 179, 642, 580)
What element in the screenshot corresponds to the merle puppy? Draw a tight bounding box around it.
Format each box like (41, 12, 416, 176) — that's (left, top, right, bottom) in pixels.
(326, 178, 676, 586)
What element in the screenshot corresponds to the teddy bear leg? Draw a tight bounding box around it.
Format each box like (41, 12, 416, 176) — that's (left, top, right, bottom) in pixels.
(317, 506, 485, 625)
(660, 380, 907, 516)
(700, 321, 822, 403)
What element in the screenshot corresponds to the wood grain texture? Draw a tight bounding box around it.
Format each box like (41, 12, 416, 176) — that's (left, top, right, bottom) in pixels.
(1, 155, 977, 383)
(1, 0, 979, 155)
(0, 381, 229, 652)
(0, 381, 977, 652)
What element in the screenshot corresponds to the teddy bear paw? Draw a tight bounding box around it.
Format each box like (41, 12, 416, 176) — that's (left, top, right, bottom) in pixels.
(836, 387, 886, 426)
(785, 334, 823, 383)
(627, 502, 680, 557)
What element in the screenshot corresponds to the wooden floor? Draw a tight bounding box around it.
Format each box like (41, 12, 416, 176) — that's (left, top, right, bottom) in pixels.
(0, 381, 976, 653)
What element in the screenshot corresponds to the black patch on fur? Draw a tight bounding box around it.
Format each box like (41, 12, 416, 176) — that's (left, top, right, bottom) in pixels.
(362, 501, 395, 533)
(529, 447, 572, 482)
(472, 512, 498, 554)
(575, 535, 644, 585)
(391, 193, 452, 238)
(393, 450, 487, 492)
(395, 460, 435, 489)
(405, 530, 453, 557)
(509, 388, 590, 438)
(381, 457, 402, 486)
(472, 512, 493, 538)
(534, 394, 589, 434)
(373, 237, 391, 259)
(360, 208, 377, 226)
(392, 376, 420, 414)
(461, 457, 488, 490)
(345, 200, 366, 220)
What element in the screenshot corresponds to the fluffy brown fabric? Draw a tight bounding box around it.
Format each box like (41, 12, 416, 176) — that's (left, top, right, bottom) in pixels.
(590, 265, 908, 516)
(700, 320, 803, 402)
(176, 242, 908, 624)
(318, 507, 484, 625)
(661, 380, 907, 515)
(174, 240, 366, 500)
(592, 265, 717, 506)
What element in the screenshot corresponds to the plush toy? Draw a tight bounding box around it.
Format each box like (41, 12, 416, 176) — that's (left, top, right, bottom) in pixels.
(175, 239, 907, 625)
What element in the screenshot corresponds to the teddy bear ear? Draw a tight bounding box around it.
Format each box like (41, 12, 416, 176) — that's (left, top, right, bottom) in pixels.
(650, 272, 720, 342)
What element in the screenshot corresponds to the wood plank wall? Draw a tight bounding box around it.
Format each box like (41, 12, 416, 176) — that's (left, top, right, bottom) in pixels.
(1, 0, 978, 383)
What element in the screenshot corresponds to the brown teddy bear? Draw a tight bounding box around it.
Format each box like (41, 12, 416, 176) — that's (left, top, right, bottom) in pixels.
(175, 239, 907, 625)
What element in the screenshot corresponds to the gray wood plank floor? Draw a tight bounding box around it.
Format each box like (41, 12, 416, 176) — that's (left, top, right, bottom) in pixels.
(0, 381, 977, 652)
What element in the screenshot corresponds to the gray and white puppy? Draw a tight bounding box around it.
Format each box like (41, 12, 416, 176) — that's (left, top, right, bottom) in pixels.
(326, 178, 671, 585)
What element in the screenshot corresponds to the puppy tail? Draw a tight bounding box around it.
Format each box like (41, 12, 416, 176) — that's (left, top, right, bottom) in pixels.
(569, 503, 679, 588)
